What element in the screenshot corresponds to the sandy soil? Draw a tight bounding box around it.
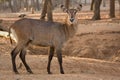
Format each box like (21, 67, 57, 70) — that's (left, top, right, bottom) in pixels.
(0, 54, 120, 80)
(0, 18, 120, 80)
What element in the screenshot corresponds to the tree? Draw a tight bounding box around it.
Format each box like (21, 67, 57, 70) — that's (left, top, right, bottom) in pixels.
(90, 0, 94, 10)
(36, 0, 40, 11)
(103, 0, 106, 7)
(91, 0, 102, 20)
(8, 0, 14, 12)
(65, 0, 70, 9)
(40, 0, 71, 21)
(8, 0, 21, 12)
(24, 0, 29, 11)
(40, 0, 53, 21)
(109, 0, 115, 18)
(118, 0, 120, 5)
(47, 0, 53, 21)
(84, 0, 87, 5)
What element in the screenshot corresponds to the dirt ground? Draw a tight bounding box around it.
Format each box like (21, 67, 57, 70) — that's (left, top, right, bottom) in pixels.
(0, 17, 120, 80)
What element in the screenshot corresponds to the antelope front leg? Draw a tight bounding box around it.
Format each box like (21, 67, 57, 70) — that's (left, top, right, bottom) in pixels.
(47, 47, 54, 74)
(56, 50, 64, 74)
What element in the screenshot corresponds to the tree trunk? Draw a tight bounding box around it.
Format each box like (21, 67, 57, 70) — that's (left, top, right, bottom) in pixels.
(90, 0, 94, 10)
(2, 0, 5, 10)
(92, 0, 102, 20)
(24, 0, 29, 11)
(40, 0, 53, 21)
(8, 0, 20, 12)
(31, 0, 36, 14)
(47, 0, 53, 21)
(36, 0, 40, 11)
(118, 0, 120, 5)
(85, 0, 87, 5)
(65, 0, 70, 9)
(17, 0, 21, 12)
(13, 0, 19, 12)
(40, 0, 48, 20)
(8, 0, 14, 12)
(103, 0, 106, 7)
(20, 0, 24, 11)
(109, 0, 115, 18)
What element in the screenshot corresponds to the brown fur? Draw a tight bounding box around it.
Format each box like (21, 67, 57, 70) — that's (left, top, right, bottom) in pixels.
(9, 4, 82, 74)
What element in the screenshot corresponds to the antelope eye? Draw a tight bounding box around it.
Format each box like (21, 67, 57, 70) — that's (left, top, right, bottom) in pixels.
(66, 9, 69, 13)
(74, 10, 77, 14)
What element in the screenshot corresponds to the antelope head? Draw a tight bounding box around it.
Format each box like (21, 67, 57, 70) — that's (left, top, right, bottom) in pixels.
(61, 4, 82, 25)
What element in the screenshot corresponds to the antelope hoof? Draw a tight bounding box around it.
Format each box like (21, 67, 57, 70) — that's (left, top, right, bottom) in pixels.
(29, 71, 33, 74)
(61, 71, 64, 74)
(28, 70, 33, 74)
(14, 71, 19, 74)
(48, 72, 52, 74)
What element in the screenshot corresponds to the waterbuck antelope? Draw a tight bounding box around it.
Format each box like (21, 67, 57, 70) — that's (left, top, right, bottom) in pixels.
(9, 4, 82, 74)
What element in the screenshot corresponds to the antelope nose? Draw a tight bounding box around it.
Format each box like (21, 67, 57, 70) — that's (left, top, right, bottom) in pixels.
(70, 18, 74, 22)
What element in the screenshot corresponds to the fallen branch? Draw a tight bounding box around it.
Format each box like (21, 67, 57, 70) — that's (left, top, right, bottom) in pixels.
(0, 31, 16, 42)
(0, 31, 9, 38)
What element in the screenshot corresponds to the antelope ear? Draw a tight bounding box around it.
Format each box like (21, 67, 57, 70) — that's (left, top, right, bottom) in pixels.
(77, 4, 82, 11)
(60, 5, 68, 12)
